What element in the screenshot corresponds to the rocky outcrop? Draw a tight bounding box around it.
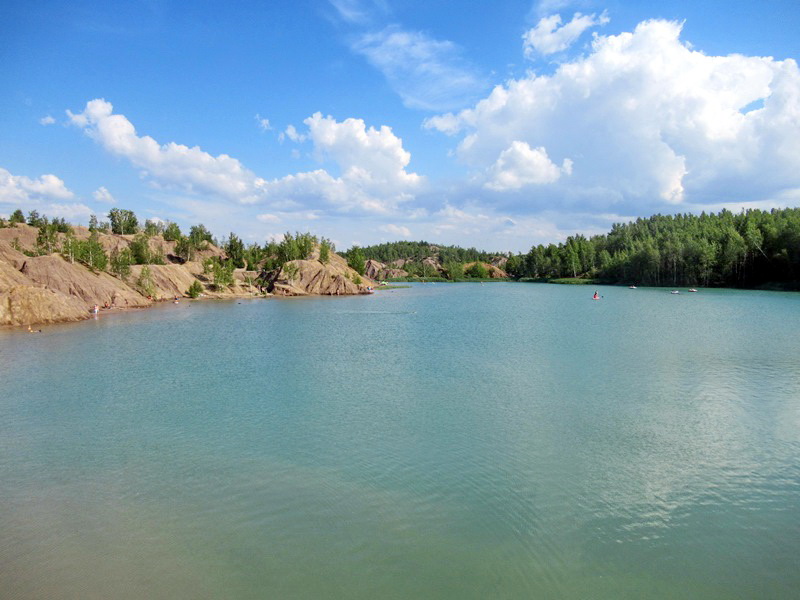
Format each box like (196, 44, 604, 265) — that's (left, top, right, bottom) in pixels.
(129, 263, 201, 299)
(0, 285, 90, 326)
(384, 268, 409, 279)
(0, 260, 31, 290)
(363, 259, 409, 280)
(271, 251, 375, 296)
(0, 240, 27, 270)
(464, 261, 508, 278)
(0, 223, 37, 250)
(20, 255, 149, 308)
(364, 259, 385, 279)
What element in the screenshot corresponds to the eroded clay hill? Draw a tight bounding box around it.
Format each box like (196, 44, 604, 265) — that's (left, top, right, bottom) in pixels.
(0, 224, 374, 327)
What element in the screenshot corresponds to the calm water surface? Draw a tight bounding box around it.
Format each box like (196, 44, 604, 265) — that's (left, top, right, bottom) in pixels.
(1, 283, 799, 599)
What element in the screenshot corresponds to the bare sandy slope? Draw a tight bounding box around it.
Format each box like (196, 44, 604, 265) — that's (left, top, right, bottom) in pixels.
(0, 224, 374, 327)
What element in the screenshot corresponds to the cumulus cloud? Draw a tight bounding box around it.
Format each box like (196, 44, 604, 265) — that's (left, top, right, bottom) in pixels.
(280, 124, 307, 143)
(255, 114, 271, 131)
(0, 167, 92, 221)
(66, 99, 422, 220)
(0, 167, 74, 204)
(93, 186, 114, 203)
(68, 99, 267, 203)
(380, 223, 411, 237)
(40, 115, 56, 126)
(523, 11, 609, 57)
(485, 141, 572, 190)
(352, 26, 487, 111)
(260, 112, 422, 213)
(426, 19, 800, 212)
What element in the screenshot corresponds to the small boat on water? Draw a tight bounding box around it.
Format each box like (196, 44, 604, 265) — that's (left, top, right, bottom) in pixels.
(629, 285, 637, 289)
(688, 288, 698, 293)
(671, 290, 680, 294)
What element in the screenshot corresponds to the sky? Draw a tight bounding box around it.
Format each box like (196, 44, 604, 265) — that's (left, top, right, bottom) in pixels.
(2, 0, 800, 252)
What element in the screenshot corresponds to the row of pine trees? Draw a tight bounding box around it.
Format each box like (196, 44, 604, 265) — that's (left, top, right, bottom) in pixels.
(504, 208, 800, 288)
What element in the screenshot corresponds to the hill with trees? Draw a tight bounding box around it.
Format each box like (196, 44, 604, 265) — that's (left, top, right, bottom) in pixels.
(0, 209, 374, 327)
(345, 241, 509, 281)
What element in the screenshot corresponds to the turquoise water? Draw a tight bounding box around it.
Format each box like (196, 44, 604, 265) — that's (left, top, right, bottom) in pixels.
(1, 283, 799, 599)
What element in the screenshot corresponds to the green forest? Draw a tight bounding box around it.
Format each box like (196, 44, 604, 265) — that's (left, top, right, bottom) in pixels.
(352, 240, 498, 265)
(504, 208, 800, 289)
(353, 208, 800, 290)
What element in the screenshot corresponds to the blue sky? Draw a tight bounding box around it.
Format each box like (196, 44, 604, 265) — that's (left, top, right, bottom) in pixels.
(2, 0, 800, 251)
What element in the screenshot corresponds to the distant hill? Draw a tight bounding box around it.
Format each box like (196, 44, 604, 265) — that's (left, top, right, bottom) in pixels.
(347, 241, 510, 281)
(350, 240, 501, 264)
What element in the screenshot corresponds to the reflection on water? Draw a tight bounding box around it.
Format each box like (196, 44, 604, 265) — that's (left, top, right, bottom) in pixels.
(1, 285, 799, 599)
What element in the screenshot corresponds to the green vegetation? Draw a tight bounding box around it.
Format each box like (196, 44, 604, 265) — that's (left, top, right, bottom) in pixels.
(129, 233, 165, 265)
(107, 208, 139, 235)
(319, 237, 333, 264)
(203, 256, 235, 290)
(282, 262, 299, 280)
(110, 248, 134, 279)
(88, 214, 110, 233)
(144, 219, 164, 236)
(189, 224, 214, 248)
(187, 280, 204, 298)
(9, 209, 25, 224)
(273, 231, 317, 265)
(347, 245, 366, 275)
(353, 240, 498, 265)
(163, 221, 182, 241)
(465, 262, 489, 279)
(136, 265, 156, 297)
(506, 208, 800, 289)
(10, 203, 800, 297)
(224, 233, 246, 269)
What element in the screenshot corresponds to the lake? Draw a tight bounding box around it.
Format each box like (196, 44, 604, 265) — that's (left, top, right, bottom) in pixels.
(1, 283, 799, 599)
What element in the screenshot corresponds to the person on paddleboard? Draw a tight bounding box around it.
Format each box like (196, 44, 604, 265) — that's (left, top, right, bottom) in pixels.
(593, 291, 599, 300)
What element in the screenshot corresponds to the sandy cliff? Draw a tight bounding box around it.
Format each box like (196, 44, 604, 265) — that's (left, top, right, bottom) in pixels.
(0, 224, 374, 327)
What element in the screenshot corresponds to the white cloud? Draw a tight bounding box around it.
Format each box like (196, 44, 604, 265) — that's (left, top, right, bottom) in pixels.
(523, 11, 609, 57)
(329, 0, 387, 24)
(40, 115, 56, 126)
(485, 141, 572, 190)
(66, 99, 422, 221)
(68, 99, 267, 203)
(93, 186, 115, 203)
(256, 213, 281, 223)
(427, 19, 800, 212)
(0, 167, 74, 204)
(380, 223, 411, 237)
(42, 203, 93, 221)
(0, 167, 92, 222)
(280, 124, 307, 143)
(255, 114, 271, 131)
(352, 26, 486, 111)
(260, 112, 422, 213)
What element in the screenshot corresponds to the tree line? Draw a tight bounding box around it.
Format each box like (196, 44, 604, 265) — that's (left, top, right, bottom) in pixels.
(4, 205, 799, 289)
(505, 208, 800, 289)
